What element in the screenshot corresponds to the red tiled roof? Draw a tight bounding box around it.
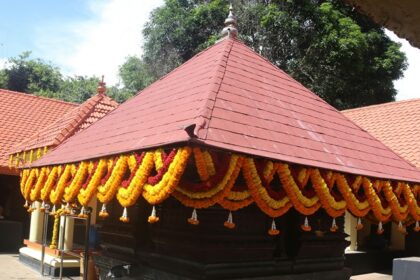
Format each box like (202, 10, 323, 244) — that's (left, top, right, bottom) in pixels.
(343, 98, 420, 169)
(0, 89, 77, 174)
(12, 93, 118, 153)
(31, 38, 420, 183)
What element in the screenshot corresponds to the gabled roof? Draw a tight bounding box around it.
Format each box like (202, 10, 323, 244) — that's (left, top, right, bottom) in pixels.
(0, 89, 77, 174)
(31, 37, 420, 183)
(343, 98, 420, 169)
(12, 93, 118, 153)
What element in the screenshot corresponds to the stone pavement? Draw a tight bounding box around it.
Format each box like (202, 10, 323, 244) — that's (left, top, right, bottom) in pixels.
(0, 253, 394, 280)
(0, 254, 80, 280)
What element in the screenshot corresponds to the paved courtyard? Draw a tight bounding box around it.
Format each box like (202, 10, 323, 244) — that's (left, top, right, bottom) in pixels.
(0, 254, 80, 280)
(0, 253, 393, 280)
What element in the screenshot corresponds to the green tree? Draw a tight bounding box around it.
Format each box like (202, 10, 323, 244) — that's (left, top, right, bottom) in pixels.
(128, 0, 406, 109)
(119, 56, 154, 95)
(2, 51, 62, 94)
(37, 75, 100, 103)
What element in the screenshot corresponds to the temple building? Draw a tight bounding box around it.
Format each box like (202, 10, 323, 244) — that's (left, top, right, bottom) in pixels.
(0, 89, 78, 252)
(344, 98, 420, 259)
(2, 82, 118, 274)
(17, 7, 419, 280)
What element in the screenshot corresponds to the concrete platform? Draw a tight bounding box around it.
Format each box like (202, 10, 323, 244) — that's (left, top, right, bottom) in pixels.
(0, 253, 80, 279)
(350, 273, 392, 280)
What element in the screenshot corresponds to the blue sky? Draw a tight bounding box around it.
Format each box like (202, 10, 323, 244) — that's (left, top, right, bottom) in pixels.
(0, 0, 419, 101)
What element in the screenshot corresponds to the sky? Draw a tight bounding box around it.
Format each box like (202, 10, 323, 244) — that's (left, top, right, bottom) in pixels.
(0, 0, 419, 100)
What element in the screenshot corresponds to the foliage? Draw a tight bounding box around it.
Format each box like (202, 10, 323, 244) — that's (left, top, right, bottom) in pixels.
(126, 0, 407, 109)
(1, 51, 62, 94)
(37, 76, 100, 103)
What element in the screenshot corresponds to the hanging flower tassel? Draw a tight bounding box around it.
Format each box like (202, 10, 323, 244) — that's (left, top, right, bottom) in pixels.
(187, 208, 199, 225)
(268, 219, 280, 236)
(78, 206, 88, 218)
(27, 202, 35, 213)
(63, 203, 71, 215)
(119, 207, 130, 223)
(50, 205, 57, 215)
(40, 201, 46, 212)
(377, 221, 384, 235)
(99, 204, 109, 218)
(24, 200, 29, 208)
(148, 206, 159, 223)
(301, 216, 312, 232)
(397, 221, 406, 234)
(414, 221, 420, 232)
(224, 211, 235, 229)
(356, 217, 364, 230)
(330, 218, 338, 232)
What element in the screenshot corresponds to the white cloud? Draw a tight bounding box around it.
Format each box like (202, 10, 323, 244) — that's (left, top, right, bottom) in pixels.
(386, 30, 420, 101)
(0, 57, 6, 69)
(34, 0, 163, 85)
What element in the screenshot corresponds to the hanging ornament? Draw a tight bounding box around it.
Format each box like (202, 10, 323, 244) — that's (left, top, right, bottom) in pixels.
(301, 216, 312, 232)
(119, 207, 130, 223)
(414, 221, 420, 232)
(330, 218, 338, 232)
(223, 211, 235, 229)
(24, 200, 29, 208)
(64, 203, 71, 214)
(377, 221, 384, 235)
(356, 217, 363, 230)
(78, 206, 88, 218)
(268, 219, 280, 236)
(27, 202, 35, 213)
(99, 203, 109, 218)
(148, 206, 159, 223)
(397, 221, 406, 234)
(50, 205, 57, 215)
(40, 201, 46, 212)
(188, 208, 199, 225)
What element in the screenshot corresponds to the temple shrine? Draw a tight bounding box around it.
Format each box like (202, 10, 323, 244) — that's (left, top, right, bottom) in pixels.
(14, 6, 420, 280)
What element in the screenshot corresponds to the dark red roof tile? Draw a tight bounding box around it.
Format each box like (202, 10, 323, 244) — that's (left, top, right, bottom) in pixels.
(31, 38, 420, 183)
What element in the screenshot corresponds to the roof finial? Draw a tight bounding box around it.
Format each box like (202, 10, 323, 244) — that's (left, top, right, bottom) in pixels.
(221, 3, 238, 38)
(97, 75, 106, 95)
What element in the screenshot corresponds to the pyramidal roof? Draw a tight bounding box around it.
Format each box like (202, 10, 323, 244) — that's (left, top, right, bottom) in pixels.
(31, 37, 420, 182)
(12, 92, 118, 154)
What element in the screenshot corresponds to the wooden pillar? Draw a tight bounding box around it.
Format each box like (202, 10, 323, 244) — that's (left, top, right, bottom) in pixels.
(28, 201, 44, 243)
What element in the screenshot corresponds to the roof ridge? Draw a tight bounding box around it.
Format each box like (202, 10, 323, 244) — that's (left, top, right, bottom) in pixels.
(0, 88, 78, 107)
(195, 38, 235, 139)
(51, 94, 104, 146)
(342, 97, 420, 113)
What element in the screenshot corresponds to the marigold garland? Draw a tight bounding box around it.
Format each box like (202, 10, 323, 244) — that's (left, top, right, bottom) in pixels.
(30, 167, 49, 201)
(63, 161, 89, 203)
(382, 182, 408, 221)
(78, 159, 108, 206)
(40, 166, 60, 202)
(143, 147, 192, 205)
(277, 163, 320, 216)
(97, 156, 129, 204)
(18, 145, 420, 229)
(363, 178, 391, 222)
(173, 156, 243, 209)
(117, 152, 155, 207)
(310, 169, 346, 218)
(335, 174, 370, 217)
(50, 164, 75, 205)
(245, 159, 292, 217)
